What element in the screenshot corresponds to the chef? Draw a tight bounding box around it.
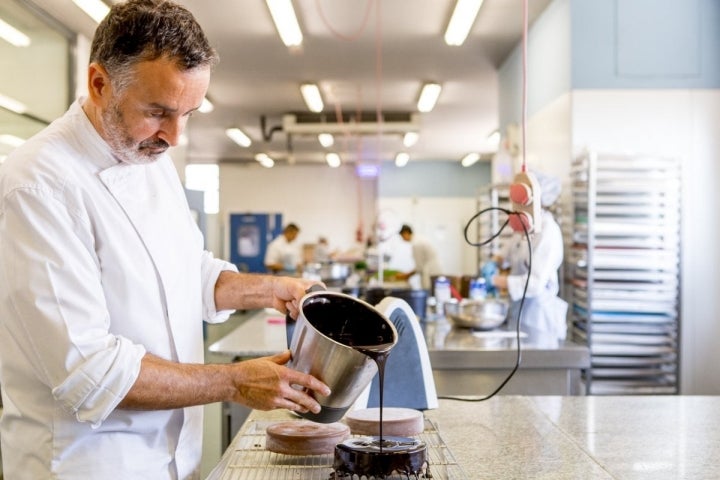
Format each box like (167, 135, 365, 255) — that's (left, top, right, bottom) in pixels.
(264, 223, 302, 274)
(491, 172, 568, 345)
(0, 1, 329, 479)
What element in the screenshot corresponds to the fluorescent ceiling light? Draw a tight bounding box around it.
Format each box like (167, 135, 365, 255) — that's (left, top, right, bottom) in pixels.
(72, 0, 110, 23)
(198, 97, 214, 113)
(0, 93, 27, 114)
(0, 18, 30, 47)
(444, 0, 484, 46)
(318, 133, 334, 148)
(403, 132, 419, 148)
(0, 134, 26, 148)
(225, 128, 252, 147)
(395, 152, 410, 168)
(461, 152, 480, 167)
(255, 153, 275, 168)
(266, 0, 303, 47)
(326, 152, 341, 168)
(300, 84, 324, 113)
(417, 83, 442, 113)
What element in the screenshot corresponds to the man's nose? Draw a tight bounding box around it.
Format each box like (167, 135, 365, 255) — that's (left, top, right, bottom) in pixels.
(159, 117, 186, 146)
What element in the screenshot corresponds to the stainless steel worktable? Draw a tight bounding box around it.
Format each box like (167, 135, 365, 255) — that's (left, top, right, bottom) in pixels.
(207, 396, 720, 480)
(208, 309, 590, 396)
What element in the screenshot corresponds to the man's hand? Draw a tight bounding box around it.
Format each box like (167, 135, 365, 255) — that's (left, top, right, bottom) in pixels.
(228, 350, 331, 413)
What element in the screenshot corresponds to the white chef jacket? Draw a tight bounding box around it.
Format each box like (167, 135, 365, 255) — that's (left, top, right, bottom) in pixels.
(264, 234, 300, 273)
(0, 100, 237, 479)
(500, 209, 568, 343)
(410, 237, 441, 291)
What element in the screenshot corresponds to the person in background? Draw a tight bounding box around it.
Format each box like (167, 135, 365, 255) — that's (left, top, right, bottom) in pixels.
(313, 236, 334, 263)
(490, 172, 568, 344)
(264, 223, 302, 274)
(0, 2, 329, 478)
(395, 224, 442, 290)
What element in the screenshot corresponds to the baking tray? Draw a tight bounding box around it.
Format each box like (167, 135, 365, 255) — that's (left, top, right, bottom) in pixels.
(207, 418, 466, 480)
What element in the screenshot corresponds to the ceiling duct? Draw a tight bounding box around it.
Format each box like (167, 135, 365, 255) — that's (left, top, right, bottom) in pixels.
(282, 111, 421, 136)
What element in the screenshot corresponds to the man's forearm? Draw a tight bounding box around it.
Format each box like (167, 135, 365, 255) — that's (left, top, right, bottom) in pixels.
(118, 353, 234, 410)
(214, 270, 275, 311)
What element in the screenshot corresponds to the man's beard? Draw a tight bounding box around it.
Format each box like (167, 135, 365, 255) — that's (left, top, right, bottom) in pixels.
(102, 100, 169, 165)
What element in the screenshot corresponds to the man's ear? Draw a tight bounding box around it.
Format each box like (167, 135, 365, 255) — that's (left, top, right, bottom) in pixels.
(86, 62, 112, 105)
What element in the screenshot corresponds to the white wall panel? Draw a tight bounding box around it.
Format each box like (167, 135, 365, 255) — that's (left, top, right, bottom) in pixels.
(571, 89, 720, 394)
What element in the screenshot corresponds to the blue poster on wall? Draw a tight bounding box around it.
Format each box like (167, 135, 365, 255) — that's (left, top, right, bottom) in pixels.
(229, 213, 282, 273)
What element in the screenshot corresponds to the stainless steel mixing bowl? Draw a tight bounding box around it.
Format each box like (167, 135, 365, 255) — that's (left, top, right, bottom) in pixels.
(443, 298, 509, 330)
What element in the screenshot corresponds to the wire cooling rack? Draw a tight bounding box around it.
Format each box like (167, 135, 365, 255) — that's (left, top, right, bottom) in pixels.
(206, 417, 466, 480)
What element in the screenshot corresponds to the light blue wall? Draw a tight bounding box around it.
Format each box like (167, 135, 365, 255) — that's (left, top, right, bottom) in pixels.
(499, 0, 720, 127)
(572, 0, 720, 88)
(498, 0, 572, 128)
(378, 160, 491, 197)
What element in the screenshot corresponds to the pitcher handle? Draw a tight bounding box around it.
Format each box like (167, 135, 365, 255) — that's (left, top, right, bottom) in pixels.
(286, 283, 326, 349)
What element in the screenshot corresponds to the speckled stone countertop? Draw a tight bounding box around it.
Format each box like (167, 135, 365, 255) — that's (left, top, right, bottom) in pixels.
(425, 396, 720, 479)
(210, 396, 720, 479)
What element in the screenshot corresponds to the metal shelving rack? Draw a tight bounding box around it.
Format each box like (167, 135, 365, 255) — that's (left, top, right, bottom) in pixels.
(570, 151, 681, 394)
(475, 183, 511, 270)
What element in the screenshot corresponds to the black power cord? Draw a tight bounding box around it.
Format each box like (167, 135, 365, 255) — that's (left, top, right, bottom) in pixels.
(437, 206, 533, 402)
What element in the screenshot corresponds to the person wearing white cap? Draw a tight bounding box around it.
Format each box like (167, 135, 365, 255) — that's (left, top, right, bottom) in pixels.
(490, 171, 568, 345)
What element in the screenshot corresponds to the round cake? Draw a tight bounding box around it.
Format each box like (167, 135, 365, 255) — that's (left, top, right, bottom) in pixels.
(333, 436, 428, 478)
(344, 407, 425, 437)
(265, 420, 350, 456)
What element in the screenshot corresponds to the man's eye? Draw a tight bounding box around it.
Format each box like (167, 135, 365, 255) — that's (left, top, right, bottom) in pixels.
(149, 111, 165, 118)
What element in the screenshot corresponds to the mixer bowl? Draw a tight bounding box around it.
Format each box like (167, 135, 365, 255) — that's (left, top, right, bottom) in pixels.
(443, 298, 509, 330)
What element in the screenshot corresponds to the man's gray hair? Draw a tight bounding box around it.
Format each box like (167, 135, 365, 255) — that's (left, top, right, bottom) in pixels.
(89, 0, 219, 92)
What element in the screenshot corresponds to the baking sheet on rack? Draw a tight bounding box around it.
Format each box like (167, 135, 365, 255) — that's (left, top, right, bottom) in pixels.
(573, 307, 677, 324)
(574, 298, 676, 314)
(590, 343, 676, 356)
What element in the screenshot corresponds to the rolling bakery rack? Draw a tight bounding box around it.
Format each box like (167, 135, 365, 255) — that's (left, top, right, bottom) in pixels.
(569, 151, 681, 394)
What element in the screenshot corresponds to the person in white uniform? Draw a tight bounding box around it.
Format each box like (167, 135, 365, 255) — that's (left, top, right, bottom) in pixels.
(395, 224, 442, 290)
(491, 172, 568, 345)
(264, 223, 302, 274)
(0, 1, 329, 479)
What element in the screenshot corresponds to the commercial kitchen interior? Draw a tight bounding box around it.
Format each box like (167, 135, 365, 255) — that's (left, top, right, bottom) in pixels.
(0, 0, 719, 477)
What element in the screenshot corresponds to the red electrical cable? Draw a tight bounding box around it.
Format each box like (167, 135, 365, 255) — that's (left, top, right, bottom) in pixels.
(521, 0, 528, 173)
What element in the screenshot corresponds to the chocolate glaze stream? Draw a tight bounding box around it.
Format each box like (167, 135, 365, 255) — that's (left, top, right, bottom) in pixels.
(357, 347, 390, 451)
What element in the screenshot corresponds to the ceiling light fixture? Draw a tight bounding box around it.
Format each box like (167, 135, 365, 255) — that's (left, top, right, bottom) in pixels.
(266, 0, 303, 47)
(417, 83, 442, 113)
(326, 152, 341, 168)
(0, 93, 27, 114)
(198, 97, 214, 113)
(225, 128, 252, 147)
(403, 131, 419, 147)
(395, 152, 410, 167)
(0, 18, 31, 47)
(300, 84, 324, 113)
(318, 133, 334, 148)
(255, 153, 275, 168)
(444, 0, 484, 46)
(460, 152, 480, 167)
(72, 0, 110, 23)
(0, 134, 26, 148)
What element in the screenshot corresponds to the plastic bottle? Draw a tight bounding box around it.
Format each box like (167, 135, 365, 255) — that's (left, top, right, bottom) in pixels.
(434, 276, 452, 313)
(469, 277, 487, 300)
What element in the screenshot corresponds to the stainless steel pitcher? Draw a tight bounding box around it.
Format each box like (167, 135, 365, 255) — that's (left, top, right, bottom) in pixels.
(287, 290, 398, 423)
